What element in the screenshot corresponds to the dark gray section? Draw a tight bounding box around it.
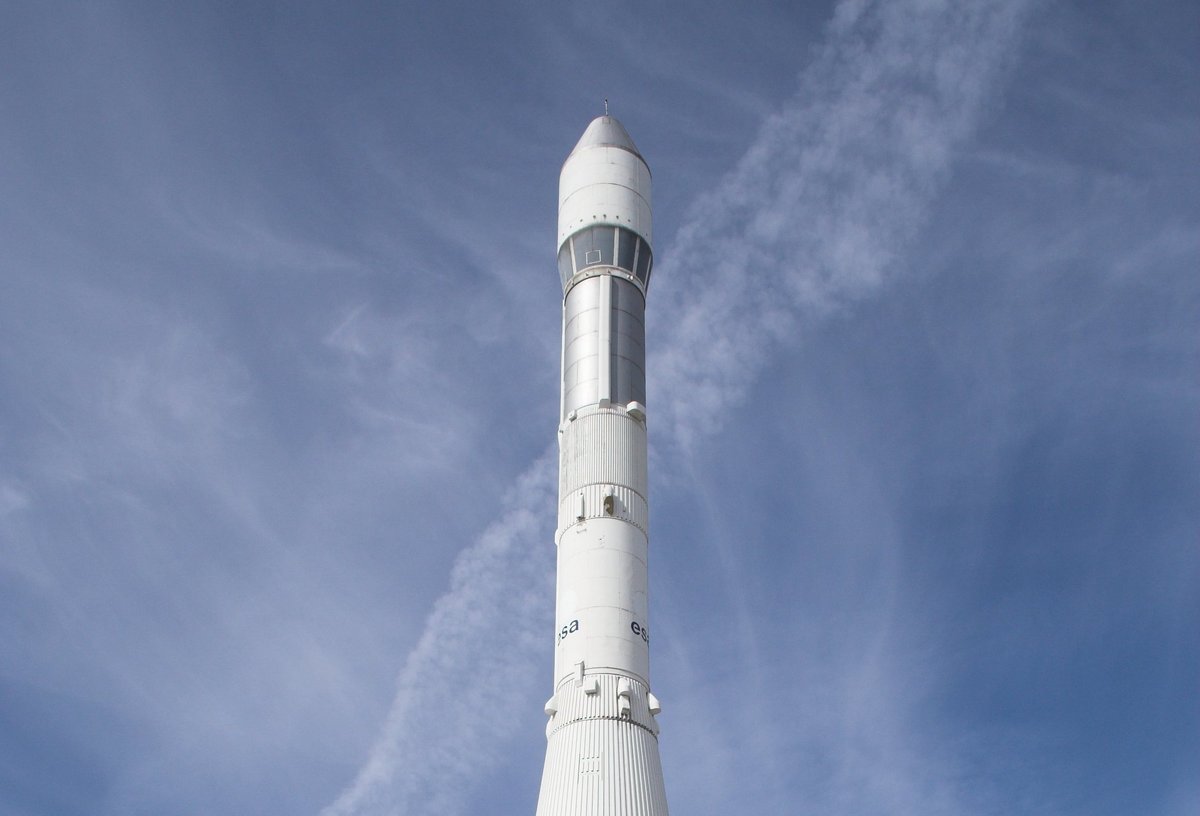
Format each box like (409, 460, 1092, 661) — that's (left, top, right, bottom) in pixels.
(573, 225, 614, 272)
(558, 245, 573, 288)
(560, 225, 652, 292)
(634, 242, 651, 286)
(617, 228, 637, 271)
(610, 277, 646, 407)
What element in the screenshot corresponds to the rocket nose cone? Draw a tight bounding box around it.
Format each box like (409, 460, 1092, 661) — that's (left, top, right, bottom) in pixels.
(568, 115, 644, 162)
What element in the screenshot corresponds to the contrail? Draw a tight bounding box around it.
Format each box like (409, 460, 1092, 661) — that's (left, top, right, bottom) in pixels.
(323, 1, 1033, 813)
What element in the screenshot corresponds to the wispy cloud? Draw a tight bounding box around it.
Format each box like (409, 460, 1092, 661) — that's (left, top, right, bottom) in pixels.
(650, 0, 1034, 453)
(322, 0, 1035, 812)
(321, 456, 556, 816)
(0, 478, 30, 517)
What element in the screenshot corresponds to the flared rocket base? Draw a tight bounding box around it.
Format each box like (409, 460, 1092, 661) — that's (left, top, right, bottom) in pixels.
(535, 674, 669, 816)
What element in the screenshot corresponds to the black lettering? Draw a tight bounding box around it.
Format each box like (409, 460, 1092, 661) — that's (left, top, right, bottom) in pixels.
(557, 619, 580, 645)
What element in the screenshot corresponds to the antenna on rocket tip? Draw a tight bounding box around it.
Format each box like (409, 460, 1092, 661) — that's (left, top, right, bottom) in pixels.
(604, 98, 609, 116)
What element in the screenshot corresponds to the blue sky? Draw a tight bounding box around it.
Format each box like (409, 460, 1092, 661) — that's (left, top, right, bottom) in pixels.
(0, 1, 1196, 814)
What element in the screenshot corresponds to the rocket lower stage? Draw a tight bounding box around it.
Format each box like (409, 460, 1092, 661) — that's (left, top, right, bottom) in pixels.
(537, 392, 669, 816)
(535, 116, 668, 815)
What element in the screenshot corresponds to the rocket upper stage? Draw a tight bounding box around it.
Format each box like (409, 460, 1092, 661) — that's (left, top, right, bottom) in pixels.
(557, 116, 653, 293)
(555, 116, 653, 421)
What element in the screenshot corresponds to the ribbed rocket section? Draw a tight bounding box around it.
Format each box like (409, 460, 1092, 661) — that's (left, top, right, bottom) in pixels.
(536, 677, 668, 816)
(558, 409, 648, 535)
(537, 114, 668, 815)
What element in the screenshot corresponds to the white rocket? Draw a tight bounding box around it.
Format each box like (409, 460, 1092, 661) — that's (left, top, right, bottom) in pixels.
(535, 115, 669, 815)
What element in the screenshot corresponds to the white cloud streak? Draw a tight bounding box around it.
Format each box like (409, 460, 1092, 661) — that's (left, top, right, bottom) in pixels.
(650, 0, 1033, 453)
(322, 456, 556, 816)
(0, 479, 30, 517)
(322, 1, 1034, 813)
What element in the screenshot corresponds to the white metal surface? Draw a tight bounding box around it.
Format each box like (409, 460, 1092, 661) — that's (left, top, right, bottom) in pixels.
(558, 117, 653, 263)
(537, 115, 668, 816)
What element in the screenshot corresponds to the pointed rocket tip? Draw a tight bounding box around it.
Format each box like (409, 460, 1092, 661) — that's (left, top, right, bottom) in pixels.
(569, 114, 643, 162)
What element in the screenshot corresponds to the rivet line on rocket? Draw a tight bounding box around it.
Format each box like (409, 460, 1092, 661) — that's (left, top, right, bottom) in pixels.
(547, 714, 660, 741)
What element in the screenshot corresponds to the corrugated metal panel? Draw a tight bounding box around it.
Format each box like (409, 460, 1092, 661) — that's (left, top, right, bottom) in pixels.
(560, 409, 648, 499)
(536, 674, 669, 816)
(548, 673, 658, 734)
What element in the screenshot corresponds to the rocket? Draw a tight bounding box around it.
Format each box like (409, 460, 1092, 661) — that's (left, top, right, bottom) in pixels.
(535, 115, 669, 814)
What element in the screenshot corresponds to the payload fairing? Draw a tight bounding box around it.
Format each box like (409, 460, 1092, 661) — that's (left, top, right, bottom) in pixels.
(535, 116, 669, 815)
